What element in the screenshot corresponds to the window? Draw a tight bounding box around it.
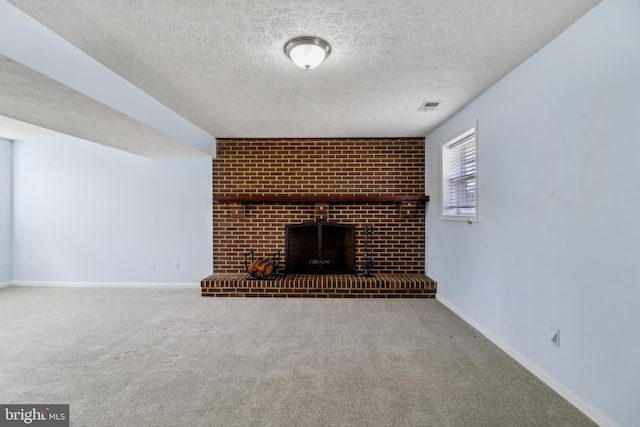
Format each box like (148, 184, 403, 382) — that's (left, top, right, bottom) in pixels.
(441, 125, 477, 221)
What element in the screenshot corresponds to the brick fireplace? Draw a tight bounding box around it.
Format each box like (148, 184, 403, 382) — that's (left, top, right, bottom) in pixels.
(201, 138, 436, 297)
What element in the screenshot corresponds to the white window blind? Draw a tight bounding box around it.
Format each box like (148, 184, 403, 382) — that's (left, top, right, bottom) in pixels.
(442, 127, 477, 220)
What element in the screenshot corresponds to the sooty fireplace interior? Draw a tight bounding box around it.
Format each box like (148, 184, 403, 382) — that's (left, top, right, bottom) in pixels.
(286, 221, 355, 274)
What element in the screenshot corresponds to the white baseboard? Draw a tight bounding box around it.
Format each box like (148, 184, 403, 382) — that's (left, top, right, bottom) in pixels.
(11, 281, 200, 289)
(436, 295, 617, 427)
(0, 281, 12, 288)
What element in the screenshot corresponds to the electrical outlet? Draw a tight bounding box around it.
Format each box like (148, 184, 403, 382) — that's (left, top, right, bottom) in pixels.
(550, 326, 560, 348)
(149, 261, 155, 270)
(173, 260, 180, 270)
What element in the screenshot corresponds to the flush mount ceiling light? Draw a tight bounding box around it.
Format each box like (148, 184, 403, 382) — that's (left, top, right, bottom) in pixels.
(284, 37, 331, 70)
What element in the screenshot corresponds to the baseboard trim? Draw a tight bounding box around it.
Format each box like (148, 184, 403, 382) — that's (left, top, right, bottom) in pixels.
(11, 281, 200, 289)
(436, 295, 618, 427)
(0, 281, 12, 288)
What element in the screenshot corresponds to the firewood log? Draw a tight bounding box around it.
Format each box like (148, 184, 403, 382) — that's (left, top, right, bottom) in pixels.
(248, 257, 274, 278)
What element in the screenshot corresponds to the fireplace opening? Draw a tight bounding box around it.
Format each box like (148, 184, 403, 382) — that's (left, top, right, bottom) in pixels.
(286, 221, 356, 274)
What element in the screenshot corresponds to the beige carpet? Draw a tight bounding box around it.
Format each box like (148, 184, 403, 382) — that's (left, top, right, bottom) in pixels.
(0, 286, 595, 426)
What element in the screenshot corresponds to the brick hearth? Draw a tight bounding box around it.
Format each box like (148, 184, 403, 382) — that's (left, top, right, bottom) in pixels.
(201, 273, 436, 298)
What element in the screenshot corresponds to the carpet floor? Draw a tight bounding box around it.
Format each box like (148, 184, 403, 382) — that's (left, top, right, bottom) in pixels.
(0, 286, 595, 426)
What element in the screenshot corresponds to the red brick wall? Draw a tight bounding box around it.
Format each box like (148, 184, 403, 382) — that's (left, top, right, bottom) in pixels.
(212, 138, 426, 274)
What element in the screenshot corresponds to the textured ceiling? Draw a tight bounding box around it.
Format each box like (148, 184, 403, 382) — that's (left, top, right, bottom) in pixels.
(0, 115, 66, 141)
(0, 55, 210, 157)
(6, 0, 600, 140)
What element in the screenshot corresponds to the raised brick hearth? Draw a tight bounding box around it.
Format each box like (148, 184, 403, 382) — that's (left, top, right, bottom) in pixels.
(203, 138, 436, 298)
(201, 273, 436, 298)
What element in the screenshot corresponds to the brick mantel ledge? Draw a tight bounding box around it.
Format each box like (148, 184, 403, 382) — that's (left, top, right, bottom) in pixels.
(212, 195, 429, 203)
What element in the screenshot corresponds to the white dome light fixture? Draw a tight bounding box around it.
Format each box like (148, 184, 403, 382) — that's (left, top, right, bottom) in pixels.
(284, 37, 331, 70)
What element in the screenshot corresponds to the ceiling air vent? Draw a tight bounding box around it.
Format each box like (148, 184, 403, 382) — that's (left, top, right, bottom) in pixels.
(418, 101, 441, 112)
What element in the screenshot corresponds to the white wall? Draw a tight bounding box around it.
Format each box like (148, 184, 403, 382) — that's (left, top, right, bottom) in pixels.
(13, 138, 212, 285)
(425, 0, 640, 425)
(0, 137, 12, 285)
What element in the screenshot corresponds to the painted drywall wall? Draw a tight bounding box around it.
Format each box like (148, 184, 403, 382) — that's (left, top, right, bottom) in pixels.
(12, 138, 212, 285)
(425, 0, 640, 425)
(0, 0, 215, 156)
(0, 137, 12, 285)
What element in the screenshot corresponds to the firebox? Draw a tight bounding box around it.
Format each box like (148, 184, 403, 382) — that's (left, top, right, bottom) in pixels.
(285, 221, 356, 274)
